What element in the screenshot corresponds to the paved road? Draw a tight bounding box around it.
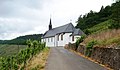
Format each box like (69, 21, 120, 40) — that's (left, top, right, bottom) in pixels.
(45, 47, 106, 70)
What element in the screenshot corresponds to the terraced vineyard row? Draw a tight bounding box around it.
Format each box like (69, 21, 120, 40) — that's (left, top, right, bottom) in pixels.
(0, 40, 46, 70)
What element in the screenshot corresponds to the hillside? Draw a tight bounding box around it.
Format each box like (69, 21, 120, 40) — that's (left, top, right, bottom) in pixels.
(82, 29, 120, 48)
(76, 1, 120, 33)
(0, 34, 43, 45)
(76, 1, 120, 48)
(86, 19, 113, 34)
(0, 45, 26, 57)
(80, 19, 120, 48)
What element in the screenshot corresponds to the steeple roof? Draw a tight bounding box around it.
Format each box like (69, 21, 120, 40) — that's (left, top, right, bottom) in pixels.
(49, 18, 52, 30)
(49, 18, 52, 25)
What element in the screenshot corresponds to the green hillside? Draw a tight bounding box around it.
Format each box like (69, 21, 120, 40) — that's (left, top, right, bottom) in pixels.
(76, 1, 120, 48)
(76, 1, 120, 34)
(0, 34, 43, 45)
(87, 19, 113, 34)
(0, 45, 27, 57)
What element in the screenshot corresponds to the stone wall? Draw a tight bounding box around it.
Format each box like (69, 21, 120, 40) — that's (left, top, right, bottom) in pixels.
(77, 45, 85, 54)
(65, 43, 120, 70)
(91, 47, 120, 70)
(65, 43, 76, 50)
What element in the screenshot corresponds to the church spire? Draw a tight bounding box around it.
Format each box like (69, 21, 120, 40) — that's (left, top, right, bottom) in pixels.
(49, 18, 52, 30)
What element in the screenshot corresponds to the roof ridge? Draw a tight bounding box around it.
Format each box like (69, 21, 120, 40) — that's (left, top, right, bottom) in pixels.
(52, 23, 70, 30)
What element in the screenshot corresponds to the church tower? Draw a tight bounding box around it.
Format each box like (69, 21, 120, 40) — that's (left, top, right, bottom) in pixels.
(49, 18, 52, 30)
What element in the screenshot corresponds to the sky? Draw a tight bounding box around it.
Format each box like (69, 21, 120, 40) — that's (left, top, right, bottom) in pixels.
(0, 0, 114, 40)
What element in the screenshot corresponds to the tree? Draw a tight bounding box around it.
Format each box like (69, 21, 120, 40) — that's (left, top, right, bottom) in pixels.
(110, 1, 120, 29)
(75, 1, 120, 31)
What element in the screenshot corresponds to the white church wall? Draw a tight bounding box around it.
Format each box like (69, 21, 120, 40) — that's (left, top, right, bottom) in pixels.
(57, 34, 63, 46)
(45, 38, 48, 47)
(42, 37, 55, 47)
(54, 35, 58, 47)
(42, 34, 81, 47)
(47, 37, 55, 47)
(41, 39, 44, 42)
(54, 33, 72, 47)
(61, 33, 72, 46)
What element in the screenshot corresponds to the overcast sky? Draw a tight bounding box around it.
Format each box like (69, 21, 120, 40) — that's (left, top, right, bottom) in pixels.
(0, 0, 114, 40)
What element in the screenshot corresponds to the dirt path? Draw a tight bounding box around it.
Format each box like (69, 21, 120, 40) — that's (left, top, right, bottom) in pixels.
(45, 47, 106, 70)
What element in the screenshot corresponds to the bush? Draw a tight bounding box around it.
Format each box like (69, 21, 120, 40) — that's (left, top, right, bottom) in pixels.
(84, 29, 91, 35)
(0, 40, 46, 70)
(85, 40, 97, 57)
(75, 35, 86, 51)
(108, 20, 120, 29)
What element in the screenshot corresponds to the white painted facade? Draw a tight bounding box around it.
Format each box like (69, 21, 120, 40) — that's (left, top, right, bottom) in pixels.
(41, 21, 84, 47)
(42, 33, 81, 47)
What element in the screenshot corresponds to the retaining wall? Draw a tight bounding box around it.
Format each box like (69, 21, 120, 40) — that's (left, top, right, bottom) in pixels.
(65, 43, 120, 70)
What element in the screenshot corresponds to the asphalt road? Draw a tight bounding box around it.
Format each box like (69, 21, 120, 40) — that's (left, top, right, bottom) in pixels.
(45, 47, 106, 70)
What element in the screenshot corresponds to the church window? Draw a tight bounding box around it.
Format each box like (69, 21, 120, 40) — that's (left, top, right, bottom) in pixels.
(57, 35, 59, 41)
(48, 38, 49, 42)
(51, 37, 53, 42)
(61, 34, 63, 40)
(72, 36, 74, 41)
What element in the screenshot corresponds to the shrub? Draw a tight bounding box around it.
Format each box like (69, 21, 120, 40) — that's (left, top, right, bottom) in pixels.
(84, 29, 91, 35)
(85, 40, 97, 57)
(108, 20, 120, 29)
(75, 35, 86, 51)
(0, 40, 46, 70)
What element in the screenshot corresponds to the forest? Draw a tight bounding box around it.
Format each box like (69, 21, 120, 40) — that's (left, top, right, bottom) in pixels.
(76, 1, 120, 34)
(0, 34, 42, 45)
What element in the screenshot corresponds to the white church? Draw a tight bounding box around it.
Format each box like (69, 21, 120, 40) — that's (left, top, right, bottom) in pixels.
(41, 19, 85, 47)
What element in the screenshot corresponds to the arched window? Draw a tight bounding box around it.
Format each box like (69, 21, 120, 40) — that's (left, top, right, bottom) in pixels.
(57, 35, 59, 41)
(48, 38, 49, 42)
(51, 37, 53, 42)
(61, 34, 63, 40)
(72, 36, 74, 41)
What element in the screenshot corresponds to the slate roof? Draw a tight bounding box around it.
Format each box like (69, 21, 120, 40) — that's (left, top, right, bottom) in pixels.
(43, 23, 84, 38)
(71, 29, 85, 36)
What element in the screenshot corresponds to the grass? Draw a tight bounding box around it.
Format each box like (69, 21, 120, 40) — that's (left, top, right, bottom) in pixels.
(87, 19, 113, 34)
(25, 47, 50, 70)
(83, 29, 120, 48)
(82, 19, 120, 48)
(0, 44, 27, 57)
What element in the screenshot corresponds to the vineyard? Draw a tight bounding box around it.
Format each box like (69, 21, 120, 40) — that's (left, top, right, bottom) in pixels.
(0, 45, 26, 57)
(0, 40, 46, 70)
